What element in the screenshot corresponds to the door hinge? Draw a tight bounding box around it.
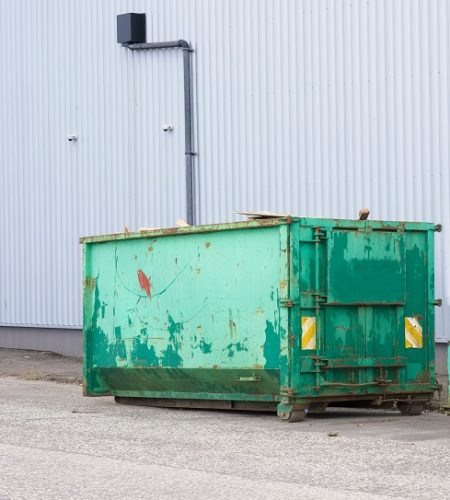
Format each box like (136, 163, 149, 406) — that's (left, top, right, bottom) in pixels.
(299, 229, 328, 244)
(316, 229, 328, 240)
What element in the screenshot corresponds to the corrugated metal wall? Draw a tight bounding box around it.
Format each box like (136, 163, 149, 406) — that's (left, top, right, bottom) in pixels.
(1, 0, 449, 340)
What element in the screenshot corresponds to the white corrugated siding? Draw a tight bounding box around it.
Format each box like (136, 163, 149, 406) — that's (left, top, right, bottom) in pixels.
(0, 0, 449, 340)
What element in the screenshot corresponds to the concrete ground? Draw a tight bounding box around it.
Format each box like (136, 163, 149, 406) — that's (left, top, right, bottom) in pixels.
(1, 349, 450, 499)
(0, 348, 82, 383)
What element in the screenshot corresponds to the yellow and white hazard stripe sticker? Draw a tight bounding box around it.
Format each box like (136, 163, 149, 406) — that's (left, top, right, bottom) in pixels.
(301, 316, 316, 350)
(405, 317, 423, 349)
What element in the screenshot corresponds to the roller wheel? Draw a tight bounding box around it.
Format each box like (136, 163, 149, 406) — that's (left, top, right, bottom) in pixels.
(277, 403, 307, 422)
(287, 410, 307, 422)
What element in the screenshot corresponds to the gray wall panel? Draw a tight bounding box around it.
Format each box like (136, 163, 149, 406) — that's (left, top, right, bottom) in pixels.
(435, 341, 449, 403)
(0, 327, 82, 357)
(0, 1, 449, 340)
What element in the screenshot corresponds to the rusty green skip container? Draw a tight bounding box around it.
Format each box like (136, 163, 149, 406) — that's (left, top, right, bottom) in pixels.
(81, 217, 440, 421)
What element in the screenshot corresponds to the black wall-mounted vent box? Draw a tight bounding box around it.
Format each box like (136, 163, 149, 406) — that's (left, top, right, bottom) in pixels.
(117, 13, 146, 44)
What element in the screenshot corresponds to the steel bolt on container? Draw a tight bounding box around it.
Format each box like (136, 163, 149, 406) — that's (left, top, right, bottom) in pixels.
(81, 217, 439, 421)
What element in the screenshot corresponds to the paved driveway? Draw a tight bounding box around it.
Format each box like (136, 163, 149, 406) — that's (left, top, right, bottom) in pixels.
(0, 376, 449, 499)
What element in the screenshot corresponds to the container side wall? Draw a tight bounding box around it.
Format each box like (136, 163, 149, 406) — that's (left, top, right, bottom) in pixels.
(83, 225, 289, 399)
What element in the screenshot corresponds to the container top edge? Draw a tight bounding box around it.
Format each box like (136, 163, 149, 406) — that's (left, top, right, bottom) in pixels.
(79, 217, 437, 244)
(79, 217, 291, 243)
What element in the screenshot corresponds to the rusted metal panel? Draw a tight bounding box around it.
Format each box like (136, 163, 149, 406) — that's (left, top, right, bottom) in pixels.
(83, 217, 437, 419)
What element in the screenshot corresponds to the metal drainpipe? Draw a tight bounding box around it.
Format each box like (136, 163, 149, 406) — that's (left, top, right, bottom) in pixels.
(123, 40, 196, 225)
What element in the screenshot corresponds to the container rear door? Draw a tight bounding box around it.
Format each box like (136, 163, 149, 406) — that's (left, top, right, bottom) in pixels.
(296, 224, 410, 395)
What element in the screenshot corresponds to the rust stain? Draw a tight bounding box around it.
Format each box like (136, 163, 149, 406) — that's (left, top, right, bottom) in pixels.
(229, 319, 237, 339)
(255, 218, 285, 227)
(205, 242, 211, 248)
(147, 246, 153, 252)
(195, 268, 201, 274)
(279, 280, 287, 290)
(83, 277, 96, 290)
(137, 269, 151, 297)
(414, 369, 430, 383)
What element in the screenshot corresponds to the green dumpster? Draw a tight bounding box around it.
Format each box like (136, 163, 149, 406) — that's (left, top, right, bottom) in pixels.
(81, 217, 439, 421)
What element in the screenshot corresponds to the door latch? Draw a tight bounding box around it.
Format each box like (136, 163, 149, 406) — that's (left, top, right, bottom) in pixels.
(280, 299, 298, 308)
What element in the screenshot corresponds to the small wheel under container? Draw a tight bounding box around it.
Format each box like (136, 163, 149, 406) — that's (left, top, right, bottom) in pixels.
(277, 403, 308, 422)
(287, 410, 307, 422)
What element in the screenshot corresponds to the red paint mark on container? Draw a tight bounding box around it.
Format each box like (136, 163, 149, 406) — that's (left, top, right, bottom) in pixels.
(137, 269, 151, 297)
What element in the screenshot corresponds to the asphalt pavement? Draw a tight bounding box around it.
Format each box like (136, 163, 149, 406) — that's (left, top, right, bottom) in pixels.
(0, 350, 449, 499)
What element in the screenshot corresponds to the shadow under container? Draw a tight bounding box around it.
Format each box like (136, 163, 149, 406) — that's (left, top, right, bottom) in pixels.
(81, 217, 439, 421)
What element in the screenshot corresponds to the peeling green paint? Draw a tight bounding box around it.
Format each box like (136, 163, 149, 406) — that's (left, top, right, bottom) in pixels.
(83, 218, 436, 410)
(128, 328, 159, 366)
(161, 344, 183, 367)
(199, 338, 212, 354)
(225, 342, 248, 358)
(91, 281, 119, 367)
(114, 327, 126, 360)
(131, 336, 159, 366)
(167, 313, 183, 341)
(264, 320, 279, 369)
